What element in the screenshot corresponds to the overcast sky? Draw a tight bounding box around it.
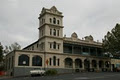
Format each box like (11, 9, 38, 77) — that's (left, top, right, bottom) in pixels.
(0, 0, 120, 48)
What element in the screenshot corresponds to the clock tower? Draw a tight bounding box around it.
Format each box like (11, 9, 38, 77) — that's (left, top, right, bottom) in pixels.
(38, 6, 64, 53)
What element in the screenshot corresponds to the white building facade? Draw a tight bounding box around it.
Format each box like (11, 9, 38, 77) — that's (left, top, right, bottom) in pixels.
(6, 6, 111, 76)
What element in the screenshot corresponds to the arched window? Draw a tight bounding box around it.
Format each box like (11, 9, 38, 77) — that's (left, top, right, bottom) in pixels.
(58, 44, 59, 49)
(49, 58, 52, 66)
(92, 60, 97, 68)
(53, 29, 56, 36)
(75, 58, 82, 68)
(57, 59, 60, 66)
(32, 55, 42, 66)
(53, 42, 56, 49)
(50, 29, 52, 35)
(57, 30, 59, 36)
(53, 18, 56, 24)
(50, 43, 52, 49)
(99, 60, 104, 68)
(65, 58, 73, 68)
(50, 18, 52, 23)
(53, 56, 56, 66)
(84, 59, 90, 69)
(18, 54, 29, 66)
(57, 20, 59, 24)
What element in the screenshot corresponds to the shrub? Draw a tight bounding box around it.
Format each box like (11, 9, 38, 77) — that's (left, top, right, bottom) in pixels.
(45, 69, 57, 75)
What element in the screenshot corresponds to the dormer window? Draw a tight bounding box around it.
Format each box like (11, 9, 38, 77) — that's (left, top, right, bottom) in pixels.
(53, 18, 56, 24)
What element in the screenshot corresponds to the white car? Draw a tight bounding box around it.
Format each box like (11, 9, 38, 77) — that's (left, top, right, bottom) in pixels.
(30, 69, 45, 76)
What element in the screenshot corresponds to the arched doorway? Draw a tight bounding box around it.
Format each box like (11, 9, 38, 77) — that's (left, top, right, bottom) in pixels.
(84, 59, 90, 71)
(64, 58, 73, 68)
(32, 55, 42, 66)
(18, 54, 29, 66)
(99, 60, 104, 68)
(92, 60, 97, 71)
(105, 61, 110, 68)
(92, 60, 97, 68)
(75, 58, 82, 68)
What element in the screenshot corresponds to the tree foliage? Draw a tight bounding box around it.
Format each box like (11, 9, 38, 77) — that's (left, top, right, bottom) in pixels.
(102, 23, 120, 55)
(0, 43, 3, 62)
(4, 42, 21, 54)
(0, 42, 21, 70)
(11, 42, 21, 50)
(0, 42, 4, 71)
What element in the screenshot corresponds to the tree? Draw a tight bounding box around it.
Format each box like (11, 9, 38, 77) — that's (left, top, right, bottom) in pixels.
(4, 42, 21, 55)
(0, 42, 4, 71)
(0, 42, 3, 62)
(102, 23, 120, 56)
(11, 42, 21, 51)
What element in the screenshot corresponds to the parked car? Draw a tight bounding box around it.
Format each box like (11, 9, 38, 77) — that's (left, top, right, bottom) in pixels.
(30, 69, 45, 76)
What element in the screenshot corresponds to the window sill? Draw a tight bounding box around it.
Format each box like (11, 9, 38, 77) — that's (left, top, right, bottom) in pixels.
(49, 48, 59, 51)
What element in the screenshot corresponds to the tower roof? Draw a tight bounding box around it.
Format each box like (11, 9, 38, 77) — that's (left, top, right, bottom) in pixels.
(40, 6, 63, 17)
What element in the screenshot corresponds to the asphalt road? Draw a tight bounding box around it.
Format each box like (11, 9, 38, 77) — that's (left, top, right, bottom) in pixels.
(1, 72, 120, 80)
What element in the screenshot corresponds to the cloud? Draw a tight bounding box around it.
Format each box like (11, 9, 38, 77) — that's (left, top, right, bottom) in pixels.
(0, 0, 120, 48)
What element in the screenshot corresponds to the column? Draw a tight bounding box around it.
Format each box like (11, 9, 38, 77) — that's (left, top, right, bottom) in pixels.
(96, 60, 99, 71)
(73, 61, 75, 69)
(72, 61, 75, 73)
(15, 53, 21, 67)
(89, 60, 92, 69)
(82, 59, 84, 70)
(103, 61, 106, 72)
(29, 54, 32, 67)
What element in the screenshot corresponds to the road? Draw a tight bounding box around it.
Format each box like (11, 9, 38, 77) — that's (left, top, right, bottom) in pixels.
(1, 72, 120, 80)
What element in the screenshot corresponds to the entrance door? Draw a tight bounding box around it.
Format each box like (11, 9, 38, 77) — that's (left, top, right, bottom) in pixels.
(84, 59, 90, 71)
(112, 64, 115, 71)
